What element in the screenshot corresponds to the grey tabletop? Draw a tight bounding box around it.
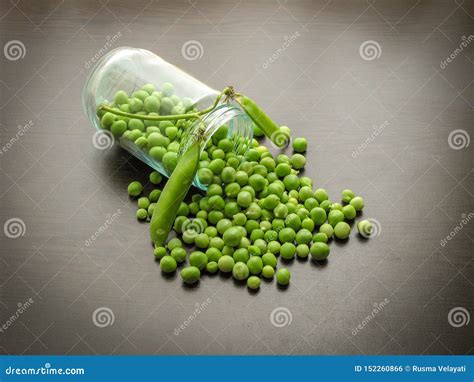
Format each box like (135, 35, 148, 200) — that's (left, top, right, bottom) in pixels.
(0, 0, 473, 355)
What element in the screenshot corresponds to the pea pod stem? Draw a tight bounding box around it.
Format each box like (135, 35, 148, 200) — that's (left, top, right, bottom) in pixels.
(149, 137, 201, 246)
(98, 87, 231, 122)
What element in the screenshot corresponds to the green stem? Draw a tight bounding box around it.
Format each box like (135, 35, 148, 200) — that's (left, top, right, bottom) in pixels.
(98, 87, 231, 122)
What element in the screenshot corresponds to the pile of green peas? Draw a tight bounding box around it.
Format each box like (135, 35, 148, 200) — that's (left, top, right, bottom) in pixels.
(117, 82, 372, 291)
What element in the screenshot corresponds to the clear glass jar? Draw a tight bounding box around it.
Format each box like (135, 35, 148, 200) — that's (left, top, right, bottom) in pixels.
(82, 47, 253, 190)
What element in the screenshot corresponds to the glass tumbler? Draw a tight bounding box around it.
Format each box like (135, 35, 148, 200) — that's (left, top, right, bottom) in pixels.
(82, 47, 253, 190)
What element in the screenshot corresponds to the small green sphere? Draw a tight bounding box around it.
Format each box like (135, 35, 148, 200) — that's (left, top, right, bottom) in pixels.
(310, 207, 327, 226)
(292, 137, 308, 153)
(180, 266, 201, 284)
(206, 261, 219, 274)
(296, 244, 310, 258)
(136, 208, 148, 220)
(350, 196, 364, 211)
(149, 171, 163, 185)
(290, 153, 306, 169)
(113, 90, 128, 105)
(189, 251, 208, 270)
(247, 256, 263, 275)
(328, 210, 345, 227)
(160, 255, 177, 273)
(310, 242, 330, 261)
(276, 268, 291, 285)
(153, 247, 167, 260)
(313, 232, 328, 243)
(314, 188, 329, 203)
(218, 255, 235, 273)
(342, 189, 355, 204)
(262, 265, 275, 278)
(137, 197, 150, 209)
(170, 247, 187, 263)
(280, 242, 296, 260)
(334, 221, 351, 239)
(232, 262, 249, 280)
(223, 227, 244, 247)
(127, 181, 143, 197)
(319, 223, 334, 239)
(342, 205, 357, 220)
(247, 276, 261, 289)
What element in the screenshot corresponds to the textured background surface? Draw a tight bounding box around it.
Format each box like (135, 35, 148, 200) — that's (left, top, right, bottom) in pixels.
(0, 0, 473, 355)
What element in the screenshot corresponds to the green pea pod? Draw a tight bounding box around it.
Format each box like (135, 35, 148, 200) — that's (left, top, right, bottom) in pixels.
(236, 95, 290, 148)
(150, 140, 200, 246)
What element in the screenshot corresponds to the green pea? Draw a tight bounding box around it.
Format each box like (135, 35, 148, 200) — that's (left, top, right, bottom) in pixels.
(149, 171, 162, 185)
(285, 213, 301, 231)
(180, 266, 201, 284)
(275, 163, 291, 178)
(247, 276, 261, 289)
(274, 203, 288, 219)
(276, 268, 291, 285)
(247, 256, 263, 275)
(198, 168, 213, 185)
(295, 229, 312, 244)
(206, 261, 218, 274)
(128, 118, 145, 132)
(233, 248, 250, 263)
(280, 242, 296, 260)
(328, 210, 345, 227)
(208, 195, 225, 211)
(163, 152, 178, 173)
(237, 190, 253, 208)
(262, 252, 277, 268)
(218, 255, 234, 273)
(153, 246, 167, 260)
(189, 251, 208, 270)
(262, 265, 275, 278)
(114, 90, 128, 105)
(290, 153, 306, 169)
(253, 239, 267, 254)
(310, 207, 326, 225)
(350, 196, 364, 211)
(310, 242, 330, 261)
(167, 237, 182, 250)
(137, 197, 150, 210)
(232, 262, 249, 280)
(342, 205, 357, 220)
(283, 174, 300, 191)
(331, 203, 343, 211)
(217, 219, 233, 235)
(160, 255, 177, 273)
(176, 202, 190, 216)
(313, 232, 328, 243)
(301, 218, 315, 232)
(235, 171, 249, 186)
(248, 174, 266, 191)
(149, 146, 167, 161)
(128, 181, 143, 197)
(209, 237, 224, 250)
(233, 212, 247, 226)
(292, 137, 308, 153)
(171, 247, 187, 263)
(320, 200, 332, 212)
(195, 233, 210, 249)
(342, 189, 355, 204)
(296, 244, 310, 258)
(334, 221, 351, 239)
(223, 227, 244, 247)
(225, 182, 241, 198)
(314, 188, 329, 203)
(245, 220, 260, 233)
(267, 241, 281, 255)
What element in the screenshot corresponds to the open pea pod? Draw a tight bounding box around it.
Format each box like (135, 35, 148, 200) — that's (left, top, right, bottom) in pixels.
(235, 95, 291, 148)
